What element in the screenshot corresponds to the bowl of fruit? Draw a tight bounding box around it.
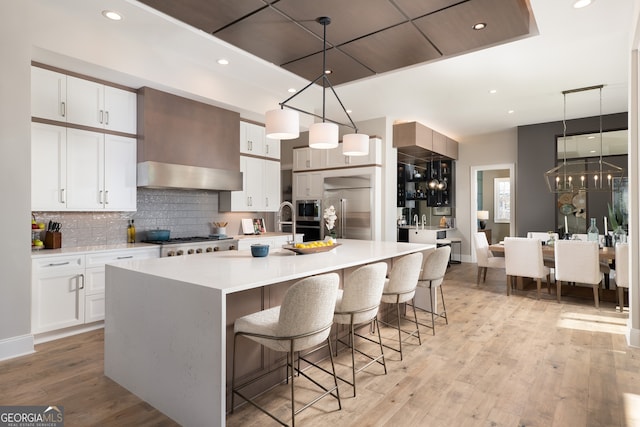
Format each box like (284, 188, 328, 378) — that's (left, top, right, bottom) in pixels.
(283, 239, 340, 255)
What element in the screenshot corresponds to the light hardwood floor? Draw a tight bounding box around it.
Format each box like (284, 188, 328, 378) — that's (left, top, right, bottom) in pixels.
(2, 262, 639, 426)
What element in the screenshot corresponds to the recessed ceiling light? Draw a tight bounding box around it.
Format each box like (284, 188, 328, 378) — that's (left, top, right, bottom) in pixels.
(587, 136, 596, 139)
(472, 22, 487, 30)
(489, 89, 497, 94)
(508, 110, 515, 114)
(324, 69, 333, 75)
(217, 59, 229, 65)
(589, 149, 597, 153)
(573, 0, 593, 8)
(102, 10, 123, 21)
(346, 109, 353, 114)
(287, 88, 296, 93)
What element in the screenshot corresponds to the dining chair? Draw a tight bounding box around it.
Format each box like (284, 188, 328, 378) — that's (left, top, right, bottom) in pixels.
(504, 237, 551, 299)
(379, 252, 423, 361)
(474, 232, 505, 286)
(615, 243, 629, 312)
(554, 240, 602, 307)
(570, 234, 611, 287)
(231, 273, 341, 426)
(526, 231, 559, 275)
(333, 262, 388, 397)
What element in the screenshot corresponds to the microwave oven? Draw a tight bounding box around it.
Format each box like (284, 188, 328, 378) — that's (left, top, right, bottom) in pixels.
(296, 200, 321, 221)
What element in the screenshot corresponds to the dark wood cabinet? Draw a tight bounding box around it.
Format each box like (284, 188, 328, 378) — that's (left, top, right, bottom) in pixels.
(398, 160, 454, 208)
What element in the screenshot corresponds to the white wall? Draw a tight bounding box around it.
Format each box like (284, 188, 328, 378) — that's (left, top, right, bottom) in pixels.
(456, 128, 518, 261)
(0, 2, 34, 360)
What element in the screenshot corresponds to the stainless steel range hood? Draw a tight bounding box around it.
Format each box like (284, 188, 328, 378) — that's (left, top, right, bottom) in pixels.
(137, 161, 243, 191)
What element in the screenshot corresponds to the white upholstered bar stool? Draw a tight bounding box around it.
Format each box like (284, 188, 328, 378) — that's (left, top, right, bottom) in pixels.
(333, 262, 388, 397)
(379, 252, 423, 361)
(231, 273, 341, 426)
(413, 245, 451, 335)
(615, 243, 629, 312)
(504, 237, 551, 299)
(474, 232, 505, 286)
(554, 240, 602, 307)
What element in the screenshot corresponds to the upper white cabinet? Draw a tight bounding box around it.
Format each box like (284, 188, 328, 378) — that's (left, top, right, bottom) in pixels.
(31, 123, 136, 211)
(292, 138, 381, 171)
(240, 121, 280, 160)
(293, 147, 324, 171)
(219, 156, 280, 212)
(31, 66, 137, 135)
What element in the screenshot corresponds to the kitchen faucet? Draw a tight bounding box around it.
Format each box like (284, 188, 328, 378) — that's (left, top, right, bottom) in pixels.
(421, 214, 427, 230)
(413, 214, 419, 230)
(277, 201, 296, 244)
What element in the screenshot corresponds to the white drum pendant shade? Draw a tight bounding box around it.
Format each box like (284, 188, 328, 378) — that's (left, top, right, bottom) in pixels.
(342, 133, 369, 156)
(309, 122, 339, 149)
(265, 109, 299, 140)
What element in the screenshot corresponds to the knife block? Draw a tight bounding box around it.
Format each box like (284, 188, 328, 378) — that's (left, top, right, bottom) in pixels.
(44, 231, 62, 249)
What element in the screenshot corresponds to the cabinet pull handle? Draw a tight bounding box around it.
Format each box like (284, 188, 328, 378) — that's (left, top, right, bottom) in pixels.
(60, 102, 66, 117)
(79, 273, 85, 290)
(99, 190, 103, 204)
(116, 255, 134, 260)
(104, 190, 109, 204)
(266, 145, 269, 154)
(60, 188, 66, 204)
(48, 261, 70, 267)
(306, 160, 310, 168)
(105, 111, 109, 125)
(99, 110, 104, 124)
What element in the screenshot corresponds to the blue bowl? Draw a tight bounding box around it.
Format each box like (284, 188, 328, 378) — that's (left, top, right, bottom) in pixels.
(250, 244, 270, 257)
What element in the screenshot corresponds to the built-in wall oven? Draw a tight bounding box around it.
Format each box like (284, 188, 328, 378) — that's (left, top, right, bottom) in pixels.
(296, 221, 322, 242)
(295, 200, 322, 241)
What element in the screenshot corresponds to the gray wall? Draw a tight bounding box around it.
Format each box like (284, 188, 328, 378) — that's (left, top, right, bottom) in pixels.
(516, 112, 628, 236)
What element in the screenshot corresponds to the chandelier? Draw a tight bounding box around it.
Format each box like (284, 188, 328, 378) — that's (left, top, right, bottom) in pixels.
(544, 85, 624, 193)
(265, 17, 369, 156)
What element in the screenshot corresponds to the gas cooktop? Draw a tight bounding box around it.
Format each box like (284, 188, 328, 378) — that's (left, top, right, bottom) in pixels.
(142, 235, 233, 245)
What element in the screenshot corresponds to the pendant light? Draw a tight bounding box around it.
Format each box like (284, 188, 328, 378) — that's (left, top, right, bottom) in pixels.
(264, 16, 369, 155)
(428, 152, 439, 190)
(544, 85, 624, 193)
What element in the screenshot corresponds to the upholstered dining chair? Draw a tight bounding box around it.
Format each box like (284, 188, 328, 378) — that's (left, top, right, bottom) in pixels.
(615, 243, 629, 312)
(412, 246, 451, 335)
(504, 237, 551, 299)
(231, 273, 341, 426)
(474, 232, 505, 286)
(379, 252, 423, 361)
(554, 240, 602, 307)
(526, 231, 558, 274)
(333, 262, 388, 397)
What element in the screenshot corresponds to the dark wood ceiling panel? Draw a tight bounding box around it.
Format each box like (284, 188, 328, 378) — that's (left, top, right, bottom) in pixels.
(214, 7, 323, 65)
(273, 0, 406, 46)
(282, 48, 374, 86)
(413, 0, 530, 56)
(391, 0, 466, 19)
(138, 0, 266, 33)
(340, 22, 442, 74)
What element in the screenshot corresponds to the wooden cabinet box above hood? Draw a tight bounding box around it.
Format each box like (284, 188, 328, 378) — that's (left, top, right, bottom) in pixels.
(137, 87, 240, 171)
(393, 121, 458, 161)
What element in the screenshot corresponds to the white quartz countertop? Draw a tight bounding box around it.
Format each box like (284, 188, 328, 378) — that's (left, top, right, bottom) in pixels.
(110, 239, 433, 294)
(31, 242, 159, 258)
(398, 226, 455, 231)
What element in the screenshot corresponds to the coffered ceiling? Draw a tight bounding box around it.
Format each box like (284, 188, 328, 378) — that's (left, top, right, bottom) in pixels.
(138, 0, 535, 86)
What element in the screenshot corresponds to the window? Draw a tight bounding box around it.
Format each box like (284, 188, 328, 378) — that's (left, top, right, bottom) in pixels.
(494, 178, 510, 223)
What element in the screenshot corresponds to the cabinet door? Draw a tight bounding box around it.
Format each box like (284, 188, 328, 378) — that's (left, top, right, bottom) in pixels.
(240, 122, 265, 155)
(294, 172, 323, 199)
(31, 123, 67, 210)
(293, 148, 311, 171)
(32, 257, 85, 334)
(85, 293, 105, 323)
(263, 159, 281, 211)
(264, 136, 281, 160)
(245, 156, 265, 210)
(104, 134, 137, 211)
(66, 76, 104, 129)
(66, 128, 104, 210)
(104, 86, 137, 134)
(31, 67, 67, 122)
(325, 145, 348, 168)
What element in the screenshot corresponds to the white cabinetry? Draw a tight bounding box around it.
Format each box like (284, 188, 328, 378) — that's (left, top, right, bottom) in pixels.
(32, 254, 85, 334)
(294, 172, 323, 199)
(240, 121, 280, 160)
(293, 138, 381, 171)
(31, 66, 137, 134)
(293, 147, 325, 171)
(219, 156, 280, 212)
(31, 123, 136, 211)
(32, 247, 159, 336)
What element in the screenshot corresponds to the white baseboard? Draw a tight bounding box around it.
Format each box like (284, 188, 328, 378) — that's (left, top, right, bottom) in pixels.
(33, 322, 104, 345)
(627, 325, 640, 348)
(0, 334, 35, 362)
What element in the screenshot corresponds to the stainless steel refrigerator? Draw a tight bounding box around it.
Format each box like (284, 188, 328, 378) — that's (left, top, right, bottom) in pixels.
(323, 176, 372, 240)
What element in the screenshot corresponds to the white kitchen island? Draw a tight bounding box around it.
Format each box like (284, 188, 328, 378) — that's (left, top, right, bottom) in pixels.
(104, 239, 433, 426)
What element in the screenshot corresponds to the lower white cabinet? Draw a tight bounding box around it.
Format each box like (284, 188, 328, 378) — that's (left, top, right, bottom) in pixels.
(32, 247, 159, 335)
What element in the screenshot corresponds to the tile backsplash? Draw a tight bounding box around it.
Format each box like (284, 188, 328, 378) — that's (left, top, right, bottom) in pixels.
(33, 188, 275, 248)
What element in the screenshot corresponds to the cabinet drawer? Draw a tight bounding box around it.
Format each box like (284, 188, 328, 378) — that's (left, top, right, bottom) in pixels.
(85, 248, 159, 268)
(33, 255, 84, 272)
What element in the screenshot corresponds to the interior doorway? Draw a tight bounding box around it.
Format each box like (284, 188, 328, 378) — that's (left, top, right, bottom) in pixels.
(470, 163, 515, 262)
